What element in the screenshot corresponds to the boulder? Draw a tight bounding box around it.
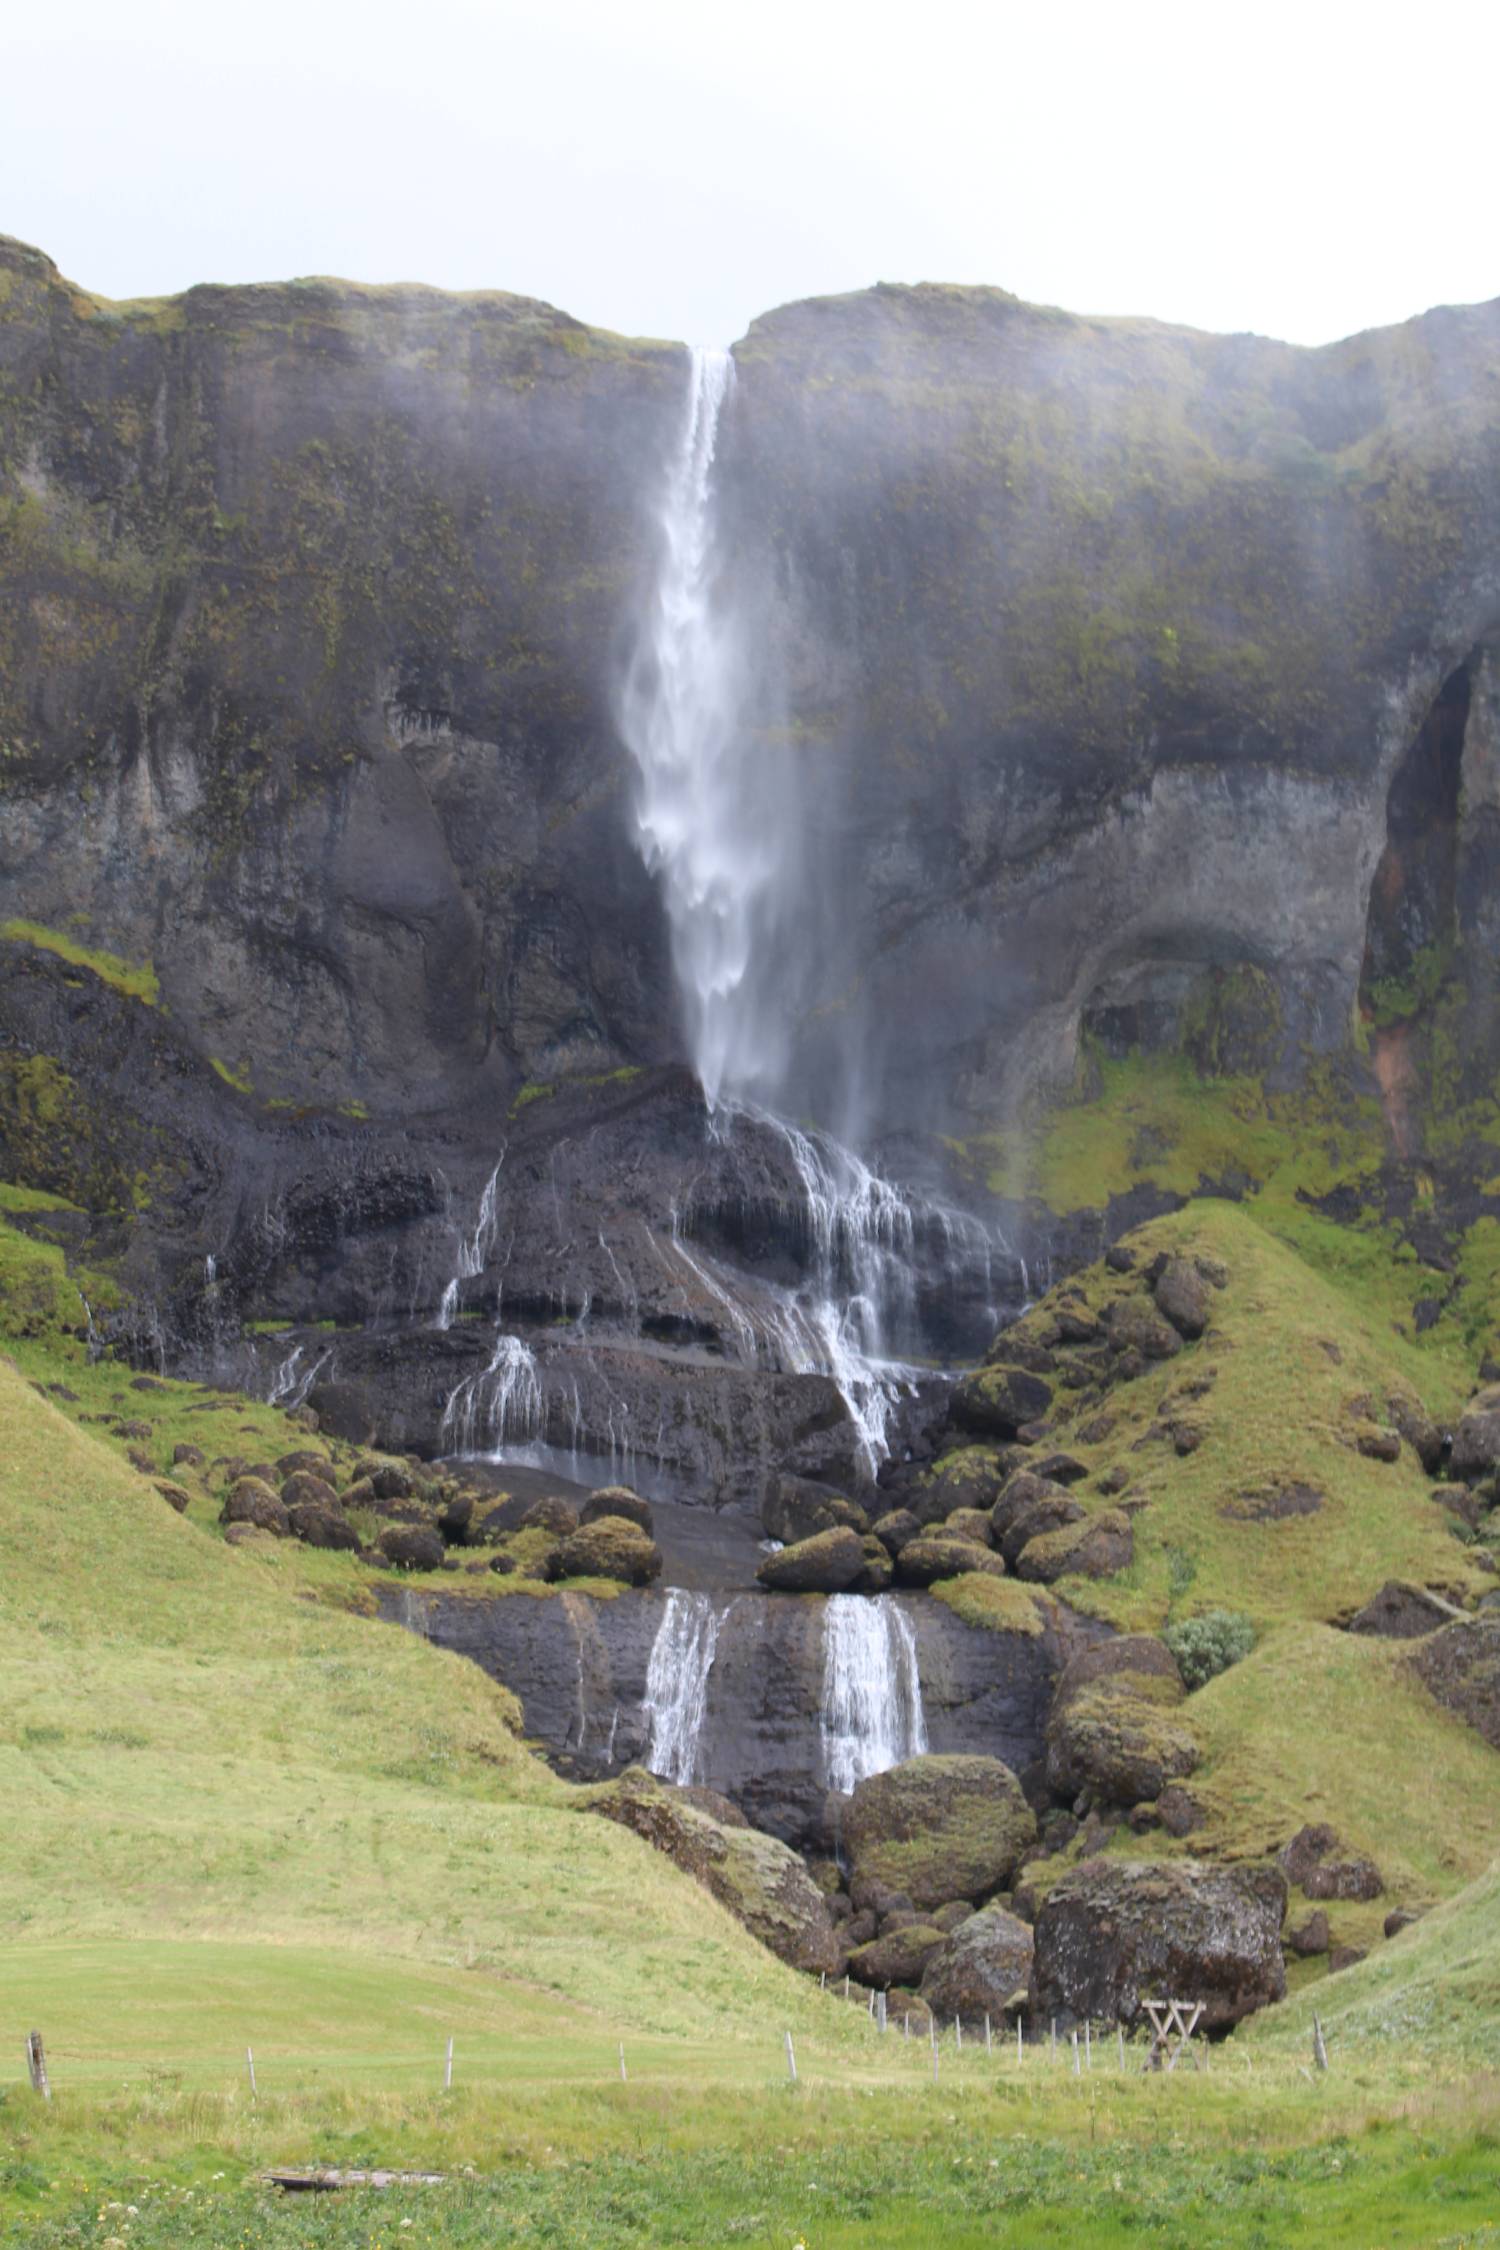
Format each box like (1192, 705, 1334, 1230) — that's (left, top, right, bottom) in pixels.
(1053, 1305, 1102, 1345)
(1016, 1508, 1133, 1583)
(844, 1754, 1036, 1911)
(1279, 1823, 1343, 1888)
(1154, 1258, 1212, 1340)
(1045, 1678, 1199, 1805)
(590, 1767, 839, 1975)
(1105, 1298, 1182, 1362)
(437, 1491, 476, 1545)
(1430, 1484, 1483, 1530)
(517, 1495, 580, 1539)
(1285, 1909, 1330, 1956)
(1355, 1425, 1402, 1463)
(1052, 1636, 1182, 1702)
(1030, 1451, 1089, 1486)
(929, 1899, 976, 1933)
(154, 1481, 191, 1514)
(288, 1500, 362, 1552)
(555, 1516, 664, 1586)
(281, 1470, 342, 1512)
(847, 1924, 947, 1988)
(998, 1490, 1085, 1567)
(1450, 1385, 1500, 1482)
(581, 1485, 655, 1534)
(854, 1535, 895, 1594)
(1412, 1611, 1500, 1746)
(757, 1525, 867, 1593)
(277, 1449, 331, 1478)
(1156, 1785, 1206, 1837)
(871, 1508, 922, 1555)
(1329, 1944, 1367, 1973)
(762, 1475, 867, 1545)
(220, 1477, 290, 1536)
(369, 1464, 414, 1502)
(1384, 1906, 1424, 1938)
(1032, 1858, 1287, 2030)
(341, 1476, 378, 1511)
(172, 1442, 206, 1469)
(1304, 1853, 1384, 1902)
(949, 1364, 1054, 1441)
(377, 1524, 445, 1571)
(920, 1906, 1034, 2021)
(942, 1508, 994, 1546)
(1387, 1395, 1445, 1476)
(991, 1471, 1075, 1545)
(912, 1451, 1006, 1521)
(896, 1536, 1008, 1588)
(1348, 1581, 1467, 1638)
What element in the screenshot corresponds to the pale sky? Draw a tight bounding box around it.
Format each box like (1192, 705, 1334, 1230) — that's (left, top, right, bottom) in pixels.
(5, 0, 1497, 349)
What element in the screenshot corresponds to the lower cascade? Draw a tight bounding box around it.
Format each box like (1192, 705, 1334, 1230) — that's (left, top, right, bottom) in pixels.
(820, 1593, 927, 1795)
(643, 1589, 724, 1786)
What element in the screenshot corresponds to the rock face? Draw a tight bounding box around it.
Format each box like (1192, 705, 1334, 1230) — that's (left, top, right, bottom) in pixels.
(842, 1754, 1036, 1912)
(590, 1767, 839, 1975)
(382, 1582, 1081, 1846)
(1031, 1859, 1288, 2030)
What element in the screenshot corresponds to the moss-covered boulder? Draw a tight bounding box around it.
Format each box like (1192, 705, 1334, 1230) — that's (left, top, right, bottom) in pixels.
(854, 1535, 895, 1593)
(1032, 1859, 1287, 2030)
(897, 1535, 1008, 1588)
(1046, 1674, 1199, 1805)
(590, 1767, 839, 1975)
(377, 1523, 445, 1571)
(912, 1448, 1007, 1523)
(949, 1364, 1053, 1441)
(871, 1507, 922, 1555)
(1450, 1386, 1500, 1482)
(288, 1499, 361, 1551)
(846, 1923, 947, 1989)
(1015, 1507, 1133, 1583)
(1105, 1298, 1182, 1362)
(998, 1489, 1085, 1567)
(555, 1515, 662, 1585)
(844, 1754, 1036, 1911)
(919, 1906, 1034, 2022)
(1409, 1615, 1500, 1748)
(281, 1469, 341, 1512)
(220, 1476, 289, 1536)
(757, 1525, 866, 1592)
(1154, 1257, 1212, 1340)
(990, 1470, 1073, 1543)
(943, 1508, 994, 1546)
(580, 1485, 654, 1534)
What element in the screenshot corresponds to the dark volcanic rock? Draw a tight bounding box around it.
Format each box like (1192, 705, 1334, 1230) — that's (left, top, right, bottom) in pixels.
(378, 1524, 446, 1571)
(1348, 1581, 1467, 1637)
(1014, 1508, 1133, 1584)
(897, 1536, 1008, 1588)
(555, 1517, 663, 1586)
(950, 1366, 1053, 1441)
(1408, 1616, 1500, 1749)
(847, 1924, 947, 1989)
(581, 1487, 655, 1534)
(289, 1500, 362, 1551)
(763, 1476, 866, 1544)
(220, 1477, 289, 1536)
(1154, 1258, 1212, 1340)
(919, 1906, 1034, 2021)
(1032, 1859, 1287, 2030)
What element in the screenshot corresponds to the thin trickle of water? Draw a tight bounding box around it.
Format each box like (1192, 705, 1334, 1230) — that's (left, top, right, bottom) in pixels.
(644, 1588, 723, 1786)
(820, 1595, 927, 1795)
(441, 1331, 542, 1456)
(266, 1342, 332, 1409)
(436, 1155, 504, 1330)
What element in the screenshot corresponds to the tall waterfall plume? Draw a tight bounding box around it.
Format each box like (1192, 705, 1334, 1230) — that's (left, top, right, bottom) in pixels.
(820, 1594, 927, 1794)
(619, 347, 792, 1109)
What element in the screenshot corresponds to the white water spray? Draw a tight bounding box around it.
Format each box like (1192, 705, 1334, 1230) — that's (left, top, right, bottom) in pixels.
(643, 1589, 723, 1785)
(620, 347, 788, 1108)
(440, 1331, 542, 1456)
(820, 1595, 927, 1794)
(436, 1155, 503, 1330)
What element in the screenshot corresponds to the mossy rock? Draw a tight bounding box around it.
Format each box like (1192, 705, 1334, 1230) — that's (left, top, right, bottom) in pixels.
(897, 1535, 1008, 1589)
(1045, 1675, 1200, 1805)
(847, 1923, 947, 1989)
(219, 1476, 288, 1536)
(580, 1485, 654, 1534)
(843, 1753, 1036, 1911)
(949, 1364, 1053, 1440)
(555, 1515, 662, 1587)
(756, 1525, 866, 1592)
(1015, 1506, 1134, 1583)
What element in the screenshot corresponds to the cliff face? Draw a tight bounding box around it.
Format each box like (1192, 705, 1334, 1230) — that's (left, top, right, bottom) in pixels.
(722, 283, 1500, 1125)
(4, 235, 1500, 1367)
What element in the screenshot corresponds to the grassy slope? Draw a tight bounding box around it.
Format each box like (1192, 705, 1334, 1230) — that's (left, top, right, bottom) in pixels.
(0, 1357, 836, 2046)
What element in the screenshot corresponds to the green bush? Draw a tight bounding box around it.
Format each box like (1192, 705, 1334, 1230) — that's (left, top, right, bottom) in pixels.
(1164, 1608, 1255, 1691)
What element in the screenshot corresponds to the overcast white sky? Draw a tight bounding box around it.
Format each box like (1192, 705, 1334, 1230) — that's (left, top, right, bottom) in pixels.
(5, 0, 1497, 349)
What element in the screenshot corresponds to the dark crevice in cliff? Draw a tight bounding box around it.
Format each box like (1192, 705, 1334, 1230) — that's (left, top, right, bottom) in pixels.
(1360, 656, 1473, 1154)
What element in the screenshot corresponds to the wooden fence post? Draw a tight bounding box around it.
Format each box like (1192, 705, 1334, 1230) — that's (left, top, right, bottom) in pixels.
(25, 2033, 49, 2100)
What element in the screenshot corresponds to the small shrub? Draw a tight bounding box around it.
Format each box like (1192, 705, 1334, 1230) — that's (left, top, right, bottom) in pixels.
(1165, 1608, 1255, 1691)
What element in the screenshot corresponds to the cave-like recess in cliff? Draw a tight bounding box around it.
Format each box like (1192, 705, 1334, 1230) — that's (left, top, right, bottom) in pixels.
(1360, 657, 1474, 1023)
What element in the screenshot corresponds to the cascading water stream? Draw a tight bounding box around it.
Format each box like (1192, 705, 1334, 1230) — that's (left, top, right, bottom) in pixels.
(820, 1594, 928, 1794)
(643, 1589, 723, 1785)
(440, 1330, 543, 1456)
(436, 1154, 504, 1330)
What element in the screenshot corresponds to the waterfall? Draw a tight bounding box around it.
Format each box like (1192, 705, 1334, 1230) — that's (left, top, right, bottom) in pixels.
(436, 1155, 503, 1330)
(619, 346, 789, 1109)
(266, 1342, 332, 1409)
(643, 1589, 722, 1786)
(820, 1595, 927, 1795)
(440, 1331, 542, 1456)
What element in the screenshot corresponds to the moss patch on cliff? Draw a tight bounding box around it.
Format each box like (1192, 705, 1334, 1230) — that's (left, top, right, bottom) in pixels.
(0, 919, 159, 1005)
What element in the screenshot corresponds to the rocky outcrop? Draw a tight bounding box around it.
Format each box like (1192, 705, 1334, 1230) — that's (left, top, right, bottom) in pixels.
(590, 1767, 839, 1974)
(1031, 1858, 1287, 2029)
(1409, 1616, 1500, 1749)
(842, 1754, 1036, 1911)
